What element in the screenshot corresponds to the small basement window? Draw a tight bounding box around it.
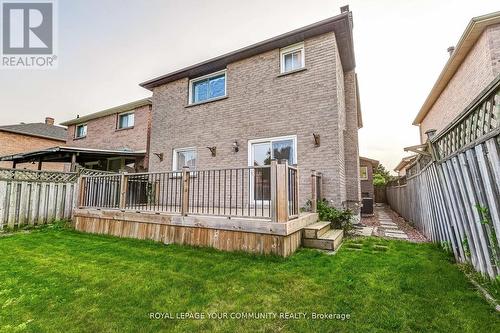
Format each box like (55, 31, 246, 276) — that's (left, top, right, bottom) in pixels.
(118, 112, 135, 129)
(173, 148, 197, 171)
(360, 166, 368, 180)
(75, 124, 87, 138)
(189, 70, 226, 104)
(280, 42, 305, 73)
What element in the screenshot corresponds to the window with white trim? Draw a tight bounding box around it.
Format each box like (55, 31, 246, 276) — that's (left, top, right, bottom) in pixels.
(75, 124, 87, 138)
(280, 42, 305, 73)
(360, 166, 368, 180)
(189, 70, 226, 104)
(117, 112, 134, 129)
(248, 135, 297, 167)
(173, 148, 197, 171)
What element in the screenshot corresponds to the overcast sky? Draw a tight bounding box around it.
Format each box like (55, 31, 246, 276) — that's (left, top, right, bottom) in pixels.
(0, 0, 498, 171)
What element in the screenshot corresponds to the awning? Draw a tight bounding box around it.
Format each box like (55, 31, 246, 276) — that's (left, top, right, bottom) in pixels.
(0, 146, 146, 165)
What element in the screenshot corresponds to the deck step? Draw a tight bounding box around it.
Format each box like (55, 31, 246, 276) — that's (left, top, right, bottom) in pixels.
(302, 229, 344, 251)
(303, 221, 331, 239)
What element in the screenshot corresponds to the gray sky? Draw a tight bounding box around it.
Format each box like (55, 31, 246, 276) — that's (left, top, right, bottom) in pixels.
(0, 0, 499, 171)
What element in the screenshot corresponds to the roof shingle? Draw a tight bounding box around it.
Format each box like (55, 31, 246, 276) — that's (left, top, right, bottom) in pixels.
(0, 122, 66, 141)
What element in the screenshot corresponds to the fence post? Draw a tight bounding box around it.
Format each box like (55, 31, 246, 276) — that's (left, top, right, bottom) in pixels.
(271, 160, 289, 222)
(78, 176, 86, 208)
(277, 161, 289, 222)
(316, 172, 322, 200)
(181, 166, 190, 216)
(119, 173, 128, 209)
(295, 167, 300, 215)
(271, 160, 277, 222)
(311, 170, 317, 213)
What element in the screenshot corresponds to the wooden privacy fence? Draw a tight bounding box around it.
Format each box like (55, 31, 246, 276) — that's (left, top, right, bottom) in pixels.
(0, 168, 78, 229)
(387, 76, 500, 278)
(79, 160, 301, 222)
(0, 167, 117, 229)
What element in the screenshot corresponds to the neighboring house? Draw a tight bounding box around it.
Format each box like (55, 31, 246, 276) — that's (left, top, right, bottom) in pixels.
(413, 11, 500, 143)
(141, 9, 362, 210)
(60, 98, 152, 171)
(1, 99, 152, 172)
(394, 155, 417, 177)
(359, 157, 378, 199)
(0, 117, 66, 170)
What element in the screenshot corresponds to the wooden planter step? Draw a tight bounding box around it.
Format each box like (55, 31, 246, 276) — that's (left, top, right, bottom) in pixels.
(302, 229, 344, 250)
(303, 221, 331, 239)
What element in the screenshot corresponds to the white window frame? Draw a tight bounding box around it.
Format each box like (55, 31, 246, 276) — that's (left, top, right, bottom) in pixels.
(360, 166, 369, 181)
(172, 147, 197, 171)
(247, 135, 298, 166)
(117, 111, 135, 129)
(280, 42, 305, 74)
(247, 135, 297, 204)
(188, 69, 227, 105)
(75, 123, 87, 139)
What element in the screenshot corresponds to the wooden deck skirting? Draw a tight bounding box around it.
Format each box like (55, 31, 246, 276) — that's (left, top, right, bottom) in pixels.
(73, 208, 318, 256)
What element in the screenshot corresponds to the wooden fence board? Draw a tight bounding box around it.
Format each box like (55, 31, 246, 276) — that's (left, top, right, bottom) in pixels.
(387, 134, 500, 278)
(0, 179, 77, 228)
(478, 141, 500, 249)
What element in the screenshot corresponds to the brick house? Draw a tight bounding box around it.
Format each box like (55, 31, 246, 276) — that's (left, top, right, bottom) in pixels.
(0, 117, 66, 170)
(413, 11, 500, 143)
(393, 155, 417, 177)
(60, 98, 152, 171)
(359, 157, 378, 215)
(2, 99, 152, 172)
(141, 9, 362, 210)
(359, 157, 378, 199)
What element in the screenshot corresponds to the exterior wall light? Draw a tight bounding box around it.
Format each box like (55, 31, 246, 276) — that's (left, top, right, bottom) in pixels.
(313, 133, 320, 147)
(153, 153, 164, 162)
(207, 146, 217, 157)
(232, 141, 239, 153)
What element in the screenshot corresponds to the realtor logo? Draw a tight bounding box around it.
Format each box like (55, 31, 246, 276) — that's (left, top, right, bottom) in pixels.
(1, 0, 57, 68)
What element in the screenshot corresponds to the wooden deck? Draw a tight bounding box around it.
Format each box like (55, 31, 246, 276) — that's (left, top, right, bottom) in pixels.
(73, 208, 318, 256)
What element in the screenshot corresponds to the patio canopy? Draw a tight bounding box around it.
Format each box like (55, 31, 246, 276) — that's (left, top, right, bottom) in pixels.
(0, 146, 146, 171)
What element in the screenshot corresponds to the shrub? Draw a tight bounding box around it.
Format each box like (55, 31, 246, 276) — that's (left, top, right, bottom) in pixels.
(316, 199, 354, 235)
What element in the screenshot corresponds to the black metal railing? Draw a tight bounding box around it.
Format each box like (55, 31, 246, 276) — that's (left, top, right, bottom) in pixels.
(80, 174, 121, 208)
(125, 171, 183, 212)
(79, 162, 303, 221)
(185, 166, 271, 218)
(288, 166, 299, 217)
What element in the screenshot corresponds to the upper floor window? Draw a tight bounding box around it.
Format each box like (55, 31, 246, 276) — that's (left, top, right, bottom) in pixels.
(118, 112, 135, 129)
(280, 42, 305, 73)
(173, 147, 197, 171)
(359, 166, 368, 180)
(75, 123, 87, 138)
(189, 70, 226, 104)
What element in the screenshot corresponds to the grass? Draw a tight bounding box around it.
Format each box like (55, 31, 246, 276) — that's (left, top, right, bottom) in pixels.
(0, 226, 498, 333)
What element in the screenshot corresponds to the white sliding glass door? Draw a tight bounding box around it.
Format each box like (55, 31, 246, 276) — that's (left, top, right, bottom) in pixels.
(248, 135, 297, 201)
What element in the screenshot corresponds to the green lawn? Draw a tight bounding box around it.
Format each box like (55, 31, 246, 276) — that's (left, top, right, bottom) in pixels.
(0, 226, 498, 333)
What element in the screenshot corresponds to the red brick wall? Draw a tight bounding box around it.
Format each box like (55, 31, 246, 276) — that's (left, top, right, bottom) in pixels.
(0, 131, 65, 171)
(65, 105, 151, 170)
(66, 105, 150, 152)
(420, 24, 500, 142)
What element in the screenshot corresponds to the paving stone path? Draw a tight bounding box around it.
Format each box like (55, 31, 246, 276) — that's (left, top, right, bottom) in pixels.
(376, 208, 409, 240)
